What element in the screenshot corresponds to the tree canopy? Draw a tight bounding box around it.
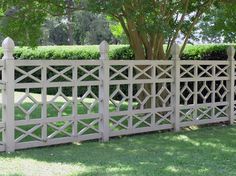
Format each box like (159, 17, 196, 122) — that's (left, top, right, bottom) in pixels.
(0, 0, 235, 60)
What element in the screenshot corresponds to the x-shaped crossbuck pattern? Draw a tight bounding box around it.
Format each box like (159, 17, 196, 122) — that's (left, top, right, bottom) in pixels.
(77, 119, 100, 135)
(47, 121, 73, 139)
(133, 65, 153, 80)
(214, 106, 228, 118)
(15, 124, 42, 143)
(198, 65, 213, 77)
(196, 107, 213, 120)
(180, 108, 195, 122)
(156, 65, 173, 79)
(78, 65, 100, 81)
(48, 87, 72, 117)
(215, 65, 229, 77)
(132, 113, 152, 128)
(110, 115, 129, 130)
(47, 66, 73, 82)
(109, 65, 129, 80)
(78, 86, 99, 114)
(180, 65, 195, 78)
(15, 66, 42, 83)
(15, 89, 40, 120)
(155, 111, 172, 125)
(180, 105, 228, 122)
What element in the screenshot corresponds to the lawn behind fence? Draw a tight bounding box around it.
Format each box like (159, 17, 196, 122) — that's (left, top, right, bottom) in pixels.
(0, 125, 236, 176)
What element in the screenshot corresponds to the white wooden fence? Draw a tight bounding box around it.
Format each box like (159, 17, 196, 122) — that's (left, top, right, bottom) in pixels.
(0, 37, 235, 152)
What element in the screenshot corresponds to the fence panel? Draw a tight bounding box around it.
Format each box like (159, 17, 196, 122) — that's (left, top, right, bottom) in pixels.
(179, 60, 230, 127)
(14, 60, 102, 150)
(108, 60, 174, 137)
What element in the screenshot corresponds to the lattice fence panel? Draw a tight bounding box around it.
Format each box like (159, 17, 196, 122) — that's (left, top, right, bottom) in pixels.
(109, 60, 174, 136)
(77, 61, 101, 140)
(14, 61, 102, 150)
(179, 61, 230, 127)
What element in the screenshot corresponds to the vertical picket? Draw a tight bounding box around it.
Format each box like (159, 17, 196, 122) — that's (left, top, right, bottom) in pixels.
(41, 62, 47, 142)
(99, 41, 110, 141)
(72, 64, 78, 138)
(2, 37, 15, 152)
(171, 43, 181, 132)
(227, 46, 235, 125)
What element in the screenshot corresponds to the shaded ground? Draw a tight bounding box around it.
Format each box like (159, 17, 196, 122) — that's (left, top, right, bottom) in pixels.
(0, 125, 236, 176)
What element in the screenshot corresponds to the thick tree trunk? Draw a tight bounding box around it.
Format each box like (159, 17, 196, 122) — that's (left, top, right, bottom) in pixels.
(66, 0, 74, 45)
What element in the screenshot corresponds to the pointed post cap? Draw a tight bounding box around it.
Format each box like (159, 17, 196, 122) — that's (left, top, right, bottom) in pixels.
(99, 40, 109, 60)
(227, 45, 235, 60)
(171, 42, 180, 60)
(2, 37, 15, 60)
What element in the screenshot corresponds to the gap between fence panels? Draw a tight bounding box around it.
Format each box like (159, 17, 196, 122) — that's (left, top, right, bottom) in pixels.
(0, 38, 235, 152)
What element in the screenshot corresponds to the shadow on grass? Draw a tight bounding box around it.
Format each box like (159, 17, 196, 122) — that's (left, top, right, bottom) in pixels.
(1, 125, 236, 175)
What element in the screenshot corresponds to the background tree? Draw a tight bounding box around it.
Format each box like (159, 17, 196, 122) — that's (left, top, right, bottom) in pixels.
(0, 0, 234, 58)
(85, 0, 231, 60)
(40, 11, 119, 45)
(197, 2, 236, 43)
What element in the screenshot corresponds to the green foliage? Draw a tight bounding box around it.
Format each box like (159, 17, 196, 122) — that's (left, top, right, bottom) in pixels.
(1, 0, 232, 60)
(182, 44, 234, 60)
(0, 0, 67, 46)
(0, 44, 232, 61)
(0, 45, 130, 60)
(199, 2, 236, 43)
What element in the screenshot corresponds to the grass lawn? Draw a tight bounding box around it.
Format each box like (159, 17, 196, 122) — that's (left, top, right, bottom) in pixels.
(0, 125, 236, 176)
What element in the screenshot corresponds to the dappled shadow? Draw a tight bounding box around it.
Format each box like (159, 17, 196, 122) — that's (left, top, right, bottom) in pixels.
(1, 125, 236, 175)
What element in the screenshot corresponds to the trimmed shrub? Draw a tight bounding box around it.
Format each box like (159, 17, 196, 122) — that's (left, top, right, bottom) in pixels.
(0, 44, 234, 60)
(0, 45, 133, 60)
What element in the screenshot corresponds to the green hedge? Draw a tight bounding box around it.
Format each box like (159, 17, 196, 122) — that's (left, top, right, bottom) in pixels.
(181, 44, 235, 60)
(0, 44, 234, 60)
(0, 45, 134, 60)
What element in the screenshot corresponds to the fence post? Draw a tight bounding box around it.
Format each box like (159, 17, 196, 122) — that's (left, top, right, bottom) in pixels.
(2, 37, 15, 152)
(171, 43, 181, 132)
(99, 41, 109, 141)
(227, 46, 235, 125)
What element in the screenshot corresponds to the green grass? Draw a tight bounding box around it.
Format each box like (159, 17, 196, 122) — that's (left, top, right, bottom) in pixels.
(0, 125, 236, 176)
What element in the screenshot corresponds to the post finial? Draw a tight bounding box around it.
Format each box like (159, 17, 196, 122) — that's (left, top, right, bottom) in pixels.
(227, 45, 235, 60)
(2, 37, 15, 60)
(171, 42, 180, 60)
(99, 40, 109, 60)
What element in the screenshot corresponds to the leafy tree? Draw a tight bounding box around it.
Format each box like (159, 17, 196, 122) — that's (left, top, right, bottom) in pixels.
(197, 2, 236, 43)
(0, 0, 67, 46)
(85, 0, 233, 60)
(0, 0, 234, 59)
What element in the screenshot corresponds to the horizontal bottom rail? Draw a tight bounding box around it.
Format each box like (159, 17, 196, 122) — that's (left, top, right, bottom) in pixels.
(110, 124, 173, 137)
(15, 133, 101, 150)
(180, 117, 229, 127)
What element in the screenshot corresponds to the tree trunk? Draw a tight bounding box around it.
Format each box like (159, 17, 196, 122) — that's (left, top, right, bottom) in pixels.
(66, 0, 74, 45)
